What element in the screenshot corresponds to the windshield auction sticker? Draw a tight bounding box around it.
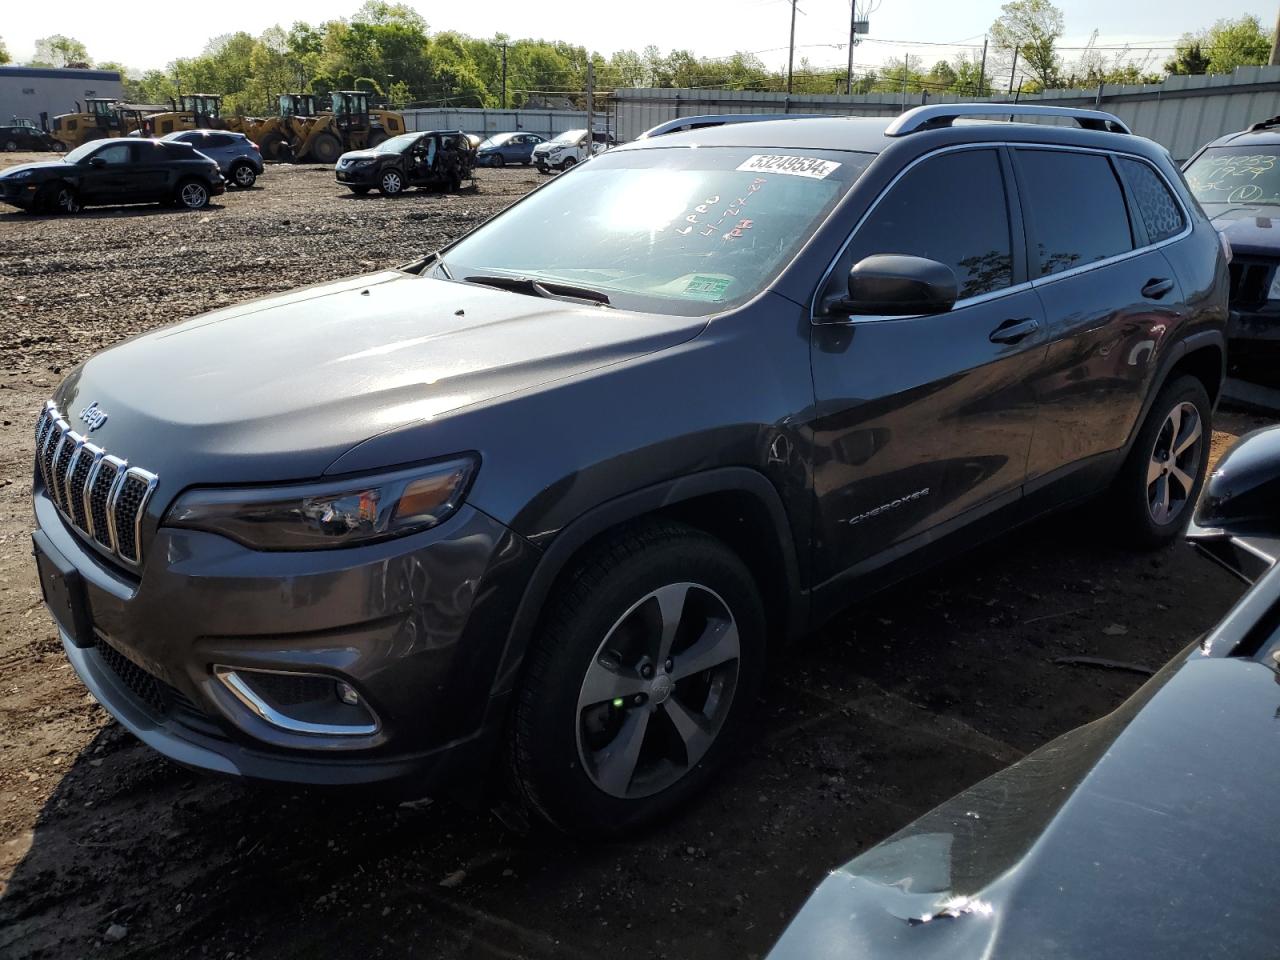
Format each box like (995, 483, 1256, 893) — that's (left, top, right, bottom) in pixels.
(735, 155, 842, 179)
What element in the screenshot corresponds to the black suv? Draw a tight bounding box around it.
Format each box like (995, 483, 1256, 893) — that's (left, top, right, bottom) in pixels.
(31, 105, 1226, 836)
(335, 130, 474, 195)
(1184, 117, 1280, 383)
(0, 137, 224, 214)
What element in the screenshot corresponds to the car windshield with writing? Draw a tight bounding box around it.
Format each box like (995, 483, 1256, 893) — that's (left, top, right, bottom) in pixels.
(437, 147, 873, 315)
(1184, 146, 1280, 207)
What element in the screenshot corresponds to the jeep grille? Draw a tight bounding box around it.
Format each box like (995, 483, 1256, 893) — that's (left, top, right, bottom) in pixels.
(34, 401, 158, 566)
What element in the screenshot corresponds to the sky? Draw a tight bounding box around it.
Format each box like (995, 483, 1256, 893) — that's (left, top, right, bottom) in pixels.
(2, 0, 1274, 78)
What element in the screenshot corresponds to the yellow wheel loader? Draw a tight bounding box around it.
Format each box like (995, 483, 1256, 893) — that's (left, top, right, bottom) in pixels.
(50, 99, 131, 149)
(289, 91, 406, 164)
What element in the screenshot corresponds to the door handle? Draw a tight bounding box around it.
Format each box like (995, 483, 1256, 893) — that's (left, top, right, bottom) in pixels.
(989, 317, 1040, 344)
(1141, 277, 1175, 299)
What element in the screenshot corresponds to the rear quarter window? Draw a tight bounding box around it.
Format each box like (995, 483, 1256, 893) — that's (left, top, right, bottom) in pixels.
(1116, 157, 1186, 243)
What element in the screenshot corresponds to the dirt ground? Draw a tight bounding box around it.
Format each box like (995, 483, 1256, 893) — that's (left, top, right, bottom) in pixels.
(0, 153, 1270, 959)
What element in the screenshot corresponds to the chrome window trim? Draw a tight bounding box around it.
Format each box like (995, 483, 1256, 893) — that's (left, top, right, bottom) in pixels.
(213, 666, 381, 737)
(810, 141, 1194, 325)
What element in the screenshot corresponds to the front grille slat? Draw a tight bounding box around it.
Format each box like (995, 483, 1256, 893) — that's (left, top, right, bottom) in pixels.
(33, 403, 158, 568)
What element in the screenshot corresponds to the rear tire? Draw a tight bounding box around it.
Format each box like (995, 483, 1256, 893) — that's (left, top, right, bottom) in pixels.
(509, 521, 765, 837)
(560, 156, 577, 171)
(1109, 374, 1212, 548)
(3, 140, 17, 152)
(259, 133, 290, 163)
(229, 161, 257, 188)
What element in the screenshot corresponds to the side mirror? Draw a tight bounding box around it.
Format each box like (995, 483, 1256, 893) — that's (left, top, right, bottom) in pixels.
(1187, 425, 1280, 583)
(88, 156, 107, 168)
(824, 254, 958, 319)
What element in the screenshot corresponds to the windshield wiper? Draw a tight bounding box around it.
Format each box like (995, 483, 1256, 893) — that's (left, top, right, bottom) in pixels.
(462, 274, 612, 307)
(400, 250, 451, 278)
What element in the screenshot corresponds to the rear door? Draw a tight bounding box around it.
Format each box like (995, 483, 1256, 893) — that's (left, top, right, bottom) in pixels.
(1013, 148, 1188, 486)
(809, 146, 1047, 581)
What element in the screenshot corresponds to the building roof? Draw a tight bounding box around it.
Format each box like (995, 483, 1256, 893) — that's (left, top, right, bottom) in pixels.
(0, 65, 123, 82)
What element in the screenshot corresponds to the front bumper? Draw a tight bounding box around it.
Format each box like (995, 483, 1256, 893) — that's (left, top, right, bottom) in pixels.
(0, 178, 39, 208)
(335, 166, 379, 186)
(34, 486, 539, 790)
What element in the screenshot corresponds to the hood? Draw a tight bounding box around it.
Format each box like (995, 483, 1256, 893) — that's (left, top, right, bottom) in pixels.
(1, 160, 66, 177)
(52, 271, 703, 493)
(337, 151, 380, 164)
(768, 650, 1280, 959)
(1206, 202, 1280, 258)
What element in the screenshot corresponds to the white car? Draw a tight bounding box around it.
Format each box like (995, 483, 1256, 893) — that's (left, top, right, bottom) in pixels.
(532, 129, 611, 173)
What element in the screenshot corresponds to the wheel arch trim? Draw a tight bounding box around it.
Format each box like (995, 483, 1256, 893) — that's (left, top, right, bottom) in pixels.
(1122, 327, 1225, 460)
(488, 466, 805, 698)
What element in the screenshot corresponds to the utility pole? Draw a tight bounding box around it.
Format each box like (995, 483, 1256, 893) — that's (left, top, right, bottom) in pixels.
(787, 0, 798, 95)
(901, 53, 911, 111)
(497, 41, 509, 109)
(1271, 7, 1280, 65)
(978, 36, 988, 97)
(585, 60, 595, 155)
(846, 0, 857, 95)
(1008, 46, 1019, 95)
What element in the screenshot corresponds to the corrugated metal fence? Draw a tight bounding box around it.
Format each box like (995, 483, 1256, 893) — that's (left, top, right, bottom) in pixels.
(611, 66, 1280, 160)
(400, 107, 590, 141)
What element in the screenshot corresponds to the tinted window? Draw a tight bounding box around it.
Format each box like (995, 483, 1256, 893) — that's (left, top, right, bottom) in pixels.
(1018, 150, 1133, 277)
(1116, 157, 1185, 243)
(94, 143, 132, 164)
(847, 149, 1013, 299)
(207, 134, 234, 148)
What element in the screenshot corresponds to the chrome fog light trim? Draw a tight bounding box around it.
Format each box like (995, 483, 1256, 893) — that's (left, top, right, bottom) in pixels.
(213, 666, 379, 737)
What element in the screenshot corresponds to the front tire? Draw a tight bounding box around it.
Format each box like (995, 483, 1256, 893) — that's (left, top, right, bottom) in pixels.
(560, 156, 577, 171)
(36, 183, 81, 214)
(1110, 374, 1212, 548)
(510, 522, 765, 837)
(309, 132, 342, 165)
(176, 179, 210, 210)
(230, 161, 257, 188)
(378, 169, 404, 196)
(490, 154, 505, 168)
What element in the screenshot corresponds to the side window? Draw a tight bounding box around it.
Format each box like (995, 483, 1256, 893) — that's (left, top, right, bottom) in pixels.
(208, 134, 234, 148)
(847, 148, 1014, 300)
(1116, 157, 1186, 244)
(1017, 150, 1133, 277)
(95, 143, 132, 164)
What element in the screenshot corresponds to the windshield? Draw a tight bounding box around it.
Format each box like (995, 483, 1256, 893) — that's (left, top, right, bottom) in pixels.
(479, 133, 513, 148)
(552, 130, 585, 144)
(376, 133, 420, 154)
(1184, 146, 1280, 206)
(64, 140, 108, 164)
(439, 146, 873, 315)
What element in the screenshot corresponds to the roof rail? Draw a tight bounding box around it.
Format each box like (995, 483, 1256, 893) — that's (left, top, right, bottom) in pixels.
(885, 103, 1131, 137)
(636, 113, 829, 140)
(1248, 116, 1280, 132)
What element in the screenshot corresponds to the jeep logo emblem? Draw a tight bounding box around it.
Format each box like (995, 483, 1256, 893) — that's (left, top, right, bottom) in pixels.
(78, 401, 108, 431)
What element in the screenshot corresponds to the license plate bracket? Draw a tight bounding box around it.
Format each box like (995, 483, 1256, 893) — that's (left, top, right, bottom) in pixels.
(32, 530, 93, 647)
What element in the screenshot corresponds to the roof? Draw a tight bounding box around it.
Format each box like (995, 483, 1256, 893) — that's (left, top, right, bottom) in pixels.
(1210, 126, 1280, 148)
(0, 65, 122, 82)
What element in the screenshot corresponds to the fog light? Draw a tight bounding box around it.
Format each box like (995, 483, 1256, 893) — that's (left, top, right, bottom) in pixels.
(336, 680, 360, 705)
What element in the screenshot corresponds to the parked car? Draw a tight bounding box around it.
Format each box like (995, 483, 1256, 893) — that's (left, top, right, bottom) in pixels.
(1, 137, 224, 214)
(475, 131, 546, 167)
(334, 130, 474, 195)
(769, 426, 1280, 960)
(1, 117, 63, 152)
(161, 129, 263, 188)
(31, 104, 1225, 838)
(532, 129, 611, 173)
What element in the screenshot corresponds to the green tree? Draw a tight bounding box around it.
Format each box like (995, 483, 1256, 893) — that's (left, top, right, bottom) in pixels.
(1166, 15, 1271, 75)
(0, 37, 11, 65)
(32, 34, 91, 68)
(989, 0, 1064, 90)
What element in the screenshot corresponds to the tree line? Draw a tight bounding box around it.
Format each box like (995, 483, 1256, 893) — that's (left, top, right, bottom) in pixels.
(0, 2, 1275, 115)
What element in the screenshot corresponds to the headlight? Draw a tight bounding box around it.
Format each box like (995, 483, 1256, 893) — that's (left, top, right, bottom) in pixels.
(164, 456, 477, 550)
(8, 170, 32, 180)
(353, 158, 375, 167)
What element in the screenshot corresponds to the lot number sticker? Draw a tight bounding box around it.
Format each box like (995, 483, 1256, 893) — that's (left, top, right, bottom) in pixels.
(735, 155, 842, 180)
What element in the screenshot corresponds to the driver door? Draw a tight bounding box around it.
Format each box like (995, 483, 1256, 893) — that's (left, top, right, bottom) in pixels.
(809, 146, 1046, 581)
(78, 141, 134, 203)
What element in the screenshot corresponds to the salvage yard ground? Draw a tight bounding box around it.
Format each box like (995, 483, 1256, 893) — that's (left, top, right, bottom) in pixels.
(0, 155, 1270, 959)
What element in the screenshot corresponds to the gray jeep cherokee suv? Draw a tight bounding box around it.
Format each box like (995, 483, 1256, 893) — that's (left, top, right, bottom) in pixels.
(31, 104, 1227, 836)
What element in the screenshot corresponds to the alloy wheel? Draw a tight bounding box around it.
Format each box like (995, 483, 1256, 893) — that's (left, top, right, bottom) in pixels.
(233, 165, 255, 187)
(1147, 400, 1203, 525)
(576, 582, 740, 799)
(180, 183, 207, 208)
(57, 188, 80, 214)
